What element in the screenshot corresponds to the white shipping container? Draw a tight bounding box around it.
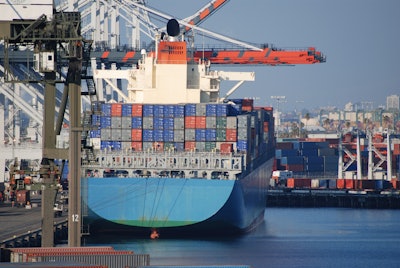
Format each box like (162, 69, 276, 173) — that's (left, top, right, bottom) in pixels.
(0, 3, 53, 21)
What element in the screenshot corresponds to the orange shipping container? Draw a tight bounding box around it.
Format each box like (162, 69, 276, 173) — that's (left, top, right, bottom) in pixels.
(220, 143, 233, 154)
(131, 129, 142, 141)
(131, 104, 143, 116)
(345, 179, 354, 189)
(337, 179, 345, 189)
(226, 129, 237, 141)
(185, 141, 196, 151)
(111, 103, 122, 116)
(195, 116, 206, 128)
(131, 141, 142, 151)
(185, 116, 196, 128)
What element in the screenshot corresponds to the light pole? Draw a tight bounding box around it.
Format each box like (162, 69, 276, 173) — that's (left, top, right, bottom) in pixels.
(271, 96, 286, 138)
(295, 100, 304, 138)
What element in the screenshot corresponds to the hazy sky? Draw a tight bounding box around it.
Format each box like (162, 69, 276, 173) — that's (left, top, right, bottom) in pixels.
(147, 0, 399, 111)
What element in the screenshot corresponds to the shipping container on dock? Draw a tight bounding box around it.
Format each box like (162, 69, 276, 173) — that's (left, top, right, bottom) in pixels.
(287, 178, 312, 188)
(6, 247, 150, 268)
(0, 262, 107, 268)
(138, 264, 251, 268)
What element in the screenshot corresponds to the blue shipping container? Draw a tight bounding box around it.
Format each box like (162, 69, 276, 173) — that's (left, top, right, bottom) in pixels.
(237, 140, 248, 151)
(143, 105, 154, 117)
(164, 105, 175, 118)
(206, 104, 217, 116)
(111, 141, 122, 150)
(154, 105, 165, 117)
(275, 149, 298, 158)
(174, 142, 184, 151)
(89, 129, 101, 138)
(154, 130, 164, 141)
(100, 140, 113, 150)
(301, 148, 319, 157)
(174, 105, 185, 117)
(100, 116, 112, 128)
(131, 117, 143, 129)
(216, 104, 228, 116)
(163, 118, 174, 130)
(143, 129, 154, 142)
(163, 130, 174, 142)
(91, 114, 100, 126)
(306, 156, 324, 165)
(153, 117, 164, 130)
(205, 129, 216, 141)
(195, 129, 206, 141)
(121, 104, 132, 117)
(185, 104, 196, 116)
(280, 156, 304, 165)
(101, 103, 111, 116)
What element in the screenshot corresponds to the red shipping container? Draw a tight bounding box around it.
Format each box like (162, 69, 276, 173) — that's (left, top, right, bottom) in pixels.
(391, 179, 399, 189)
(242, 105, 253, 112)
(242, 98, 254, 106)
(16, 190, 30, 204)
(345, 179, 354, 189)
(226, 129, 237, 141)
(195, 116, 206, 128)
(185, 141, 196, 151)
(111, 103, 122, 116)
(131, 141, 142, 151)
(185, 116, 196, 128)
(287, 178, 311, 188)
(10, 247, 115, 253)
(393, 143, 400, 155)
(337, 179, 345, 189)
(131, 104, 143, 116)
(131, 129, 142, 141)
(220, 143, 233, 154)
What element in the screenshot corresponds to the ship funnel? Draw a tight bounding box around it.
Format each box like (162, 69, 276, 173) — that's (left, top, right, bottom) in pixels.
(167, 19, 180, 41)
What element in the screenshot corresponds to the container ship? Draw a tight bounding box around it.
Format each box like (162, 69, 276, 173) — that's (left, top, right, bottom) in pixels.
(80, 20, 275, 236)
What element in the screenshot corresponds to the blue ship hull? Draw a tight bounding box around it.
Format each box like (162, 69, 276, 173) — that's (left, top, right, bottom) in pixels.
(82, 156, 273, 234)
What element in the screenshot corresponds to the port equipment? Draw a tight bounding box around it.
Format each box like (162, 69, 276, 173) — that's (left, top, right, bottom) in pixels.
(0, 10, 87, 247)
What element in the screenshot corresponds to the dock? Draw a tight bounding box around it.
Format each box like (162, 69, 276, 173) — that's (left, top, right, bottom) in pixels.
(267, 188, 400, 209)
(0, 193, 68, 248)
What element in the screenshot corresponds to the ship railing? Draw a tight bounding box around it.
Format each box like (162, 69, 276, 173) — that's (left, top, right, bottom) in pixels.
(82, 150, 246, 179)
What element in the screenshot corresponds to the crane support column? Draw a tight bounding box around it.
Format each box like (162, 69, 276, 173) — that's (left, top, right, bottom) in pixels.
(68, 57, 82, 247)
(41, 71, 57, 247)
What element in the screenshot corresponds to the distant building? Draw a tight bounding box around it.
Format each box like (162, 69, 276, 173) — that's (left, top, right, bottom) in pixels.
(344, 102, 354, 112)
(386, 95, 399, 110)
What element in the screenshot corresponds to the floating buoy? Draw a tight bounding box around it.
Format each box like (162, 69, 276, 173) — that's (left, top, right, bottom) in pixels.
(150, 229, 159, 239)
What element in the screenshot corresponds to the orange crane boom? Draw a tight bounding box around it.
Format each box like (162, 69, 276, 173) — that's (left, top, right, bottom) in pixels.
(184, 0, 230, 33)
(193, 46, 325, 65)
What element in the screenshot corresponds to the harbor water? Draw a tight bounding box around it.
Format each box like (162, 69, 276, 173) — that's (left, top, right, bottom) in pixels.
(86, 208, 400, 268)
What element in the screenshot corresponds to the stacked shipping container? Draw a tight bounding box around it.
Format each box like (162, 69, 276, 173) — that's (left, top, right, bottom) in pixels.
(86, 101, 274, 162)
(275, 140, 339, 173)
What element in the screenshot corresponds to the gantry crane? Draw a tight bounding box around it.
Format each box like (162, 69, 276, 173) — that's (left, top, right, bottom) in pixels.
(91, 0, 325, 68)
